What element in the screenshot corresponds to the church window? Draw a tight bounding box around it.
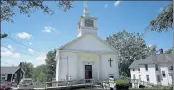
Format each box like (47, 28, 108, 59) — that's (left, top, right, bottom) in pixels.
(146, 75, 150, 82)
(162, 71, 166, 77)
(85, 19, 94, 27)
(145, 64, 148, 71)
(155, 64, 158, 71)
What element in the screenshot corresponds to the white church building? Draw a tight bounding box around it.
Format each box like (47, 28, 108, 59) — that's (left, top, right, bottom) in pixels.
(55, 4, 119, 81)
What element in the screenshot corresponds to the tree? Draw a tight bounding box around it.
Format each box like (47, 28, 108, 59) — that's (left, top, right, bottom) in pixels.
(165, 48, 173, 54)
(20, 62, 34, 78)
(33, 64, 47, 82)
(106, 30, 152, 77)
(45, 49, 56, 82)
(147, 2, 173, 32)
(0, 33, 8, 38)
(1, 0, 73, 22)
(1, 0, 73, 39)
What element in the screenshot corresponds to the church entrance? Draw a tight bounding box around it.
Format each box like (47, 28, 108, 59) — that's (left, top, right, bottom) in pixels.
(85, 65, 92, 83)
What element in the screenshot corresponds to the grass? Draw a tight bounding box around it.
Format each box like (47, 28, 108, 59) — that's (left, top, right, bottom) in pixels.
(115, 79, 129, 84)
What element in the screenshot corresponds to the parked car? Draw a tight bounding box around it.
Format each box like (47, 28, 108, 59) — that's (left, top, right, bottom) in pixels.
(0, 80, 11, 90)
(17, 78, 34, 90)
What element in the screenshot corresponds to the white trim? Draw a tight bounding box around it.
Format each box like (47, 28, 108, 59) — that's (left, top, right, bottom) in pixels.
(57, 33, 118, 53)
(59, 49, 116, 54)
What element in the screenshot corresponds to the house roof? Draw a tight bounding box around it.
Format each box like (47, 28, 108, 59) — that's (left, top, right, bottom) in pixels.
(129, 54, 173, 69)
(58, 33, 118, 53)
(1, 66, 20, 74)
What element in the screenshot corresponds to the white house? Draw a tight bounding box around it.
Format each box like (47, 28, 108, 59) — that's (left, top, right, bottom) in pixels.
(55, 4, 119, 82)
(129, 51, 173, 88)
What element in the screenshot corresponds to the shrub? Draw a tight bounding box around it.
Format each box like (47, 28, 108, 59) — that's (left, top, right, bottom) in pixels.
(115, 79, 129, 90)
(139, 85, 145, 88)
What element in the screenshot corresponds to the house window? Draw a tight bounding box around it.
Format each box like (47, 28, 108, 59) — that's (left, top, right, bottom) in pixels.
(157, 75, 160, 82)
(146, 75, 150, 82)
(162, 71, 166, 77)
(155, 64, 158, 71)
(1, 74, 5, 76)
(133, 69, 135, 71)
(169, 66, 173, 70)
(145, 64, 148, 71)
(1, 74, 6, 80)
(133, 74, 136, 79)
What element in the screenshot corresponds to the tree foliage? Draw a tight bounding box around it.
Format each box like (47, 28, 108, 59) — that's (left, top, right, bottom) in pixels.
(147, 2, 173, 32)
(33, 64, 47, 82)
(165, 48, 173, 54)
(20, 62, 34, 78)
(45, 49, 56, 82)
(1, 0, 73, 22)
(106, 30, 153, 77)
(0, 33, 8, 38)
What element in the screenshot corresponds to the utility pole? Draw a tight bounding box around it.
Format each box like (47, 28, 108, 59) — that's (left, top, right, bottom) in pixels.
(172, 6, 174, 89)
(172, 5, 174, 88)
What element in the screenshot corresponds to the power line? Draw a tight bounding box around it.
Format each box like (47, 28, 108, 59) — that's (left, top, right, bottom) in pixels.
(1, 44, 37, 57)
(7, 36, 42, 53)
(1, 61, 14, 66)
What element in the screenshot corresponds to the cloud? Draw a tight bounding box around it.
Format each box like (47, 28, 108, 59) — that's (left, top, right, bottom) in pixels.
(36, 54, 46, 65)
(28, 48, 35, 53)
(29, 42, 32, 45)
(16, 32, 32, 39)
(104, 4, 108, 8)
(1, 45, 21, 58)
(114, 1, 120, 7)
(7, 45, 14, 51)
(26, 60, 32, 63)
(42, 26, 56, 33)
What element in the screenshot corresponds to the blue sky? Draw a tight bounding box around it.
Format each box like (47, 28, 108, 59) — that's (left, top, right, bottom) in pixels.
(1, 1, 172, 66)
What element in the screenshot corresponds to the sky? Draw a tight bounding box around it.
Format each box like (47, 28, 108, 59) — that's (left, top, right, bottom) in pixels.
(1, 1, 172, 67)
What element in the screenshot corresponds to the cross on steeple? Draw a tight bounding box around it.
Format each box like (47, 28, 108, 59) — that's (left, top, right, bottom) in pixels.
(83, 0, 89, 17)
(108, 58, 113, 67)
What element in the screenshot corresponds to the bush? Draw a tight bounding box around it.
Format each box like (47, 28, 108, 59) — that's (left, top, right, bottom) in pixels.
(115, 79, 129, 90)
(139, 85, 145, 88)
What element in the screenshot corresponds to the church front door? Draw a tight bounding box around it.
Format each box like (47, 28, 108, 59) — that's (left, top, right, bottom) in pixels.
(85, 65, 92, 83)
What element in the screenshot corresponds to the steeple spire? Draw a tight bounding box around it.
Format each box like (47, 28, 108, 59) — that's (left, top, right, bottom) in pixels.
(83, 0, 89, 17)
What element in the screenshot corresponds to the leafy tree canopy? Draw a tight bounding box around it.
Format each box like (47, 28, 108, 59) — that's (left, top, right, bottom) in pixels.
(106, 30, 155, 77)
(147, 2, 173, 32)
(20, 62, 34, 78)
(1, 0, 73, 22)
(1, 33, 8, 38)
(165, 48, 173, 54)
(45, 49, 56, 82)
(33, 64, 47, 82)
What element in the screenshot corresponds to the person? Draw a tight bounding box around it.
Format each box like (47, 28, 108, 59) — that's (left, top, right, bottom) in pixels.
(109, 77, 116, 90)
(67, 76, 72, 85)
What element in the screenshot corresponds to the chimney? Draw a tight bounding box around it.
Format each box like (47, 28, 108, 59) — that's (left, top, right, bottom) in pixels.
(159, 48, 163, 54)
(19, 62, 24, 68)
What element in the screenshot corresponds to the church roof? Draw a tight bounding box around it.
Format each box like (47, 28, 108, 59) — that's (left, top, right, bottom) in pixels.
(58, 33, 118, 53)
(129, 54, 173, 69)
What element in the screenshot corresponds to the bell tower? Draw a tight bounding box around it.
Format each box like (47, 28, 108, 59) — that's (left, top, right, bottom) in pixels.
(77, 1, 98, 37)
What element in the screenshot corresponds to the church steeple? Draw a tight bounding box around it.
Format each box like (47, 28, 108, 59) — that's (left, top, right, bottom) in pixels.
(83, 1, 89, 17)
(77, 1, 98, 37)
